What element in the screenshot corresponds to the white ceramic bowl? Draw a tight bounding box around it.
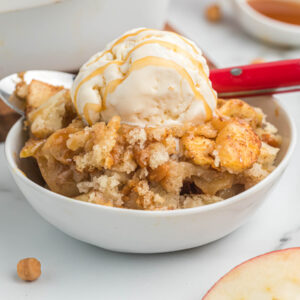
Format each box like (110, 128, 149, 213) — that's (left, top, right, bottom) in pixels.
(5, 97, 297, 253)
(232, 0, 300, 46)
(0, 0, 169, 77)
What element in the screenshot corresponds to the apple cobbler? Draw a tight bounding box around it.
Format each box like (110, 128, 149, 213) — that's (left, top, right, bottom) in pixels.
(17, 79, 281, 210)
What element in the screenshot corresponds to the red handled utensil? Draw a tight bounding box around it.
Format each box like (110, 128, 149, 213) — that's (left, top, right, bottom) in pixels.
(209, 59, 300, 98)
(0, 60, 299, 117)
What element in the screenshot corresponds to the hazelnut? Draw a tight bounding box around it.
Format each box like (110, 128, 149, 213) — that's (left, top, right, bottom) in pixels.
(17, 258, 41, 281)
(205, 4, 222, 23)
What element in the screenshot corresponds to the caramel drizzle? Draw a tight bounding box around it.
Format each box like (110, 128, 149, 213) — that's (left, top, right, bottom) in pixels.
(77, 32, 216, 123)
(122, 39, 211, 86)
(87, 29, 199, 68)
(84, 78, 123, 125)
(74, 61, 122, 111)
(101, 56, 212, 121)
(83, 103, 102, 125)
(86, 28, 152, 67)
(173, 32, 198, 54)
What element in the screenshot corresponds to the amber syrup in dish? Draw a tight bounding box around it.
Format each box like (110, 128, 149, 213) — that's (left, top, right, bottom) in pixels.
(248, 0, 300, 26)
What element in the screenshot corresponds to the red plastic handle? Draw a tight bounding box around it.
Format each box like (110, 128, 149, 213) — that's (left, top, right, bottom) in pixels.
(209, 59, 300, 98)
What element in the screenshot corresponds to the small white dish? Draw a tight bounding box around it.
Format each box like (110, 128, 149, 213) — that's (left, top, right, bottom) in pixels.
(0, 0, 170, 77)
(5, 97, 297, 253)
(232, 0, 300, 46)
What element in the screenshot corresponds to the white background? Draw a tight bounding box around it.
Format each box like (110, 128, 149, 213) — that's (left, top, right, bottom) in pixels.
(1, 0, 300, 299)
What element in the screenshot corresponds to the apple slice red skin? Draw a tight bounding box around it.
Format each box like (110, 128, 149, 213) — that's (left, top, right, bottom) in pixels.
(202, 247, 300, 299)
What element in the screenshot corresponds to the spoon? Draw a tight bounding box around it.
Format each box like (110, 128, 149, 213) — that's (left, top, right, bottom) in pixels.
(0, 70, 75, 116)
(210, 58, 300, 98)
(1, 59, 300, 116)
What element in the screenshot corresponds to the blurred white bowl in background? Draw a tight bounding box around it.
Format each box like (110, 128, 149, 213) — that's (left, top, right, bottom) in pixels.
(0, 0, 169, 77)
(0, 0, 59, 13)
(232, 0, 300, 47)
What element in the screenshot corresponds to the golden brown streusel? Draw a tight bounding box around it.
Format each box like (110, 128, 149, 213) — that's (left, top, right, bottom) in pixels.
(19, 79, 281, 210)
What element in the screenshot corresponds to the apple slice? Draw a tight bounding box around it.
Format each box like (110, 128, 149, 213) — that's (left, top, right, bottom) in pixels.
(203, 248, 300, 299)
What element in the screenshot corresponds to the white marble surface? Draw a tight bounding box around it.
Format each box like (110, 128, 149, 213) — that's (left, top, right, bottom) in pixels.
(1, 1, 300, 299)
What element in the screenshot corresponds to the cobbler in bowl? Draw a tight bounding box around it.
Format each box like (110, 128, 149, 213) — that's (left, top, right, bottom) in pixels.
(17, 78, 281, 210)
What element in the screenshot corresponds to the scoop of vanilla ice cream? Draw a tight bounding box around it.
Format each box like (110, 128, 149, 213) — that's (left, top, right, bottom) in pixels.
(71, 28, 217, 126)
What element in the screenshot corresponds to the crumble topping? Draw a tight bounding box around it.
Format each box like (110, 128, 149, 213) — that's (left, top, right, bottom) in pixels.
(18, 79, 282, 210)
